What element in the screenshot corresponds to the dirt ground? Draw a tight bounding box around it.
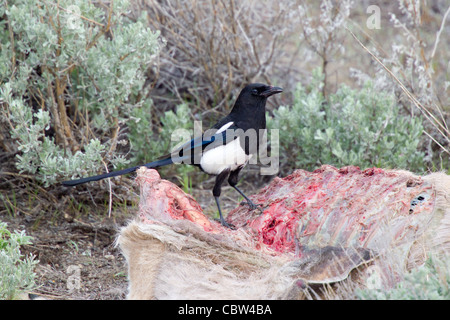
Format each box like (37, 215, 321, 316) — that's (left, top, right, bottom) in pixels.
(3, 206, 130, 300)
(1, 172, 260, 300)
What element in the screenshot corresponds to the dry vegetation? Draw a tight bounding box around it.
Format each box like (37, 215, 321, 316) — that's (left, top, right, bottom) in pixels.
(134, 0, 299, 120)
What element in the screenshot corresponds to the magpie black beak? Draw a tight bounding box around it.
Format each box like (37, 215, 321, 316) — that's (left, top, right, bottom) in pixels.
(261, 86, 283, 98)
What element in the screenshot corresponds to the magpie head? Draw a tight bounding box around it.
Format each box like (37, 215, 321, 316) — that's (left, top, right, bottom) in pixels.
(243, 83, 283, 99)
(230, 83, 283, 119)
(229, 83, 283, 129)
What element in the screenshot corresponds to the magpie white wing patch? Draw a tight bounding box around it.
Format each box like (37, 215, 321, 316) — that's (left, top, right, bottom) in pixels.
(216, 121, 234, 134)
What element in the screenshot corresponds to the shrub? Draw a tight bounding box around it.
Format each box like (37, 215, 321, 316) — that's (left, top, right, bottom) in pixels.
(0, 0, 162, 186)
(0, 222, 38, 300)
(142, 0, 298, 115)
(348, 1, 449, 169)
(296, 0, 352, 98)
(269, 69, 425, 173)
(356, 255, 450, 300)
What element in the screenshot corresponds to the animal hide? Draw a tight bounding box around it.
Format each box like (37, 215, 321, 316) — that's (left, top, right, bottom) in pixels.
(117, 166, 450, 299)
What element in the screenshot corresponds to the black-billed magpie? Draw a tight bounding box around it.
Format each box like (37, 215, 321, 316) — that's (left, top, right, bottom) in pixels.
(62, 83, 283, 228)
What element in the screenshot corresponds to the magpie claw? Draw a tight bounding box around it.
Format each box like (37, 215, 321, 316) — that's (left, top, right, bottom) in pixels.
(240, 200, 263, 213)
(215, 218, 236, 230)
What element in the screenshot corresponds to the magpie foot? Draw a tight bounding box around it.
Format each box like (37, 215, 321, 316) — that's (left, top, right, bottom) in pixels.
(240, 200, 263, 213)
(215, 218, 236, 230)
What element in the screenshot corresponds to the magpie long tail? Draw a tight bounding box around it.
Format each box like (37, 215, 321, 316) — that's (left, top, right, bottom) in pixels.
(61, 156, 174, 187)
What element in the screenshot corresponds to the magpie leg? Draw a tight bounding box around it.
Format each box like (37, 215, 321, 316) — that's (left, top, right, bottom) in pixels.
(214, 196, 235, 229)
(228, 168, 261, 212)
(213, 169, 235, 229)
(231, 185, 259, 210)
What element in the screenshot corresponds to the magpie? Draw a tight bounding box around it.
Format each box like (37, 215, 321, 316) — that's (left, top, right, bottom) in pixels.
(62, 83, 283, 228)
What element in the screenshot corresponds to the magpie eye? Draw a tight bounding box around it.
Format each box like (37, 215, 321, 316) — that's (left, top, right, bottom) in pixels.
(251, 89, 259, 95)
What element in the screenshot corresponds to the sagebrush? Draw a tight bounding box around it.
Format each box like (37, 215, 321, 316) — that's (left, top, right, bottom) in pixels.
(269, 69, 425, 174)
(0, 222, 38, 300)
(356, 255, 450, 300)
(0, 0, 163, 186)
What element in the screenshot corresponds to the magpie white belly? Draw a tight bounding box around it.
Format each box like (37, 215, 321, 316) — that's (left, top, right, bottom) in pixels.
(200, 138, 252, 175)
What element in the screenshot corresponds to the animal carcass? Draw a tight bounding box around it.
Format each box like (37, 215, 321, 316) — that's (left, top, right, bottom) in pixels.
(117, 166, 450, 299)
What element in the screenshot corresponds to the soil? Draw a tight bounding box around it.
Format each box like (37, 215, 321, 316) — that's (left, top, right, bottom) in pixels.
(2, 207, 130, 300)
